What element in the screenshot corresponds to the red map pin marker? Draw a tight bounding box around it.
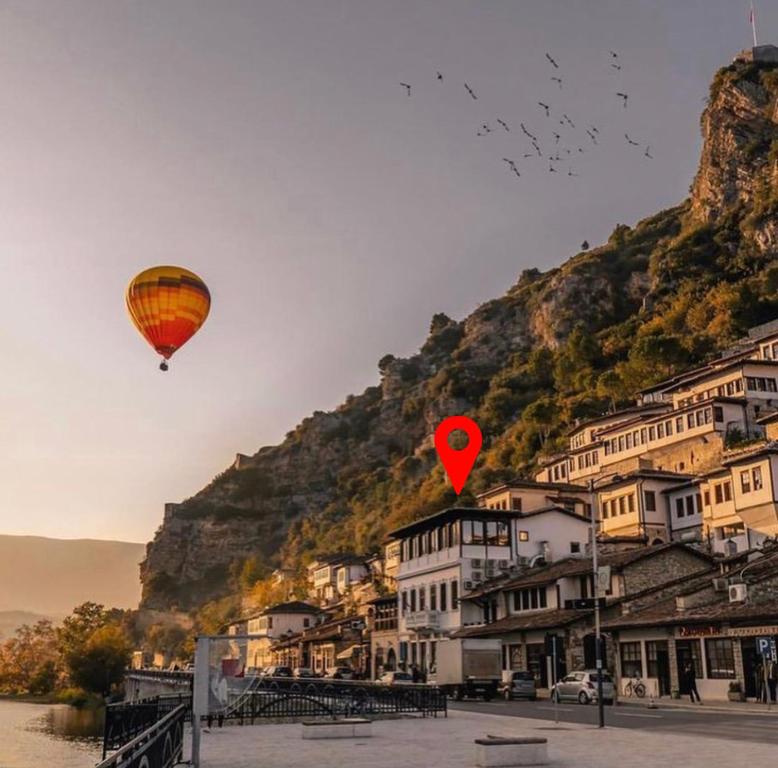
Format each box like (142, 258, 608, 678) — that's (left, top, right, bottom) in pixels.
(434, 416, 482, 495)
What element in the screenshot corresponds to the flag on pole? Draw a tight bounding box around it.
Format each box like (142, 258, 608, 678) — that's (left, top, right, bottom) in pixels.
(750, 2, 758, 47)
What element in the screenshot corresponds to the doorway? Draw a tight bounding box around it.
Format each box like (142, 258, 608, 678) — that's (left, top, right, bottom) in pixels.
(675, 639, 702, 695)
(741, 638, 758, 699)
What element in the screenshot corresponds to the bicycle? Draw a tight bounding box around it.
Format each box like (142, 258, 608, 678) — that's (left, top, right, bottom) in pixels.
(624, 674, 647, 698)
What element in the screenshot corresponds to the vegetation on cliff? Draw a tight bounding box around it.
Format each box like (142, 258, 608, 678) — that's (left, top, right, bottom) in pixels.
(141, 58, 778, 614)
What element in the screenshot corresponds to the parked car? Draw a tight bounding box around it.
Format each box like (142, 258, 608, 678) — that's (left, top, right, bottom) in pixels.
(324, 666, 355, 680)
(263, 665, 293, 678)
(292, 667, 316, 679)
(499, 670, 537, 701)
(378, 670, 414, 685)
(551, 670, 614, 704)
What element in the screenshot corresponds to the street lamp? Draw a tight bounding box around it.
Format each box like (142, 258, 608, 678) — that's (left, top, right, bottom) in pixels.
(586, 474, 623, 729)
(587, 479, 604, 727)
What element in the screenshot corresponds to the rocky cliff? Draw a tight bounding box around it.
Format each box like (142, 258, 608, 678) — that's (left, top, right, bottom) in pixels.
(141, 56, 778, 611)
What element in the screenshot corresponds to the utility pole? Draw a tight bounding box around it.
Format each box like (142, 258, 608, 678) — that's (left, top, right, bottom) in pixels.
(588, 479, 605, 728)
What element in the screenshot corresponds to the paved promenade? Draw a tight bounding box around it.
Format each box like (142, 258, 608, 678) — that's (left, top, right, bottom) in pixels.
(191, 709, 776, 768)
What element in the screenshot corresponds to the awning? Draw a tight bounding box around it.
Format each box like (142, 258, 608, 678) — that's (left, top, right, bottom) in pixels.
(336, 644, 362, 660)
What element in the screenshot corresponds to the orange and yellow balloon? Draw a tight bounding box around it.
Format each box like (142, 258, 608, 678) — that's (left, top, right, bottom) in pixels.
(126, 266, 211, 371)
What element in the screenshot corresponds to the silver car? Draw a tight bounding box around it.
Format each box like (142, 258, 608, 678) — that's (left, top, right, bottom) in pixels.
(500, 671, 537, 701)
(551, 670, 614, 704)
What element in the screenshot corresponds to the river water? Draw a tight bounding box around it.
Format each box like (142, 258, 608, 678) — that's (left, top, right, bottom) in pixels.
(0, 700, 103, 768)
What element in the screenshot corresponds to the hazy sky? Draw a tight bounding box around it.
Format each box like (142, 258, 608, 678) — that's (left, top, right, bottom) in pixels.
(0, 1, 772, 543)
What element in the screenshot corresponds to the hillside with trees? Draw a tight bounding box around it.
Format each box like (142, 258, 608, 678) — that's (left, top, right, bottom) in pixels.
(141, 56, 778, 619)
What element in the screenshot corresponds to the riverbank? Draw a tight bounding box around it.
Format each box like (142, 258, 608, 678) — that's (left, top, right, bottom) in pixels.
(0, 693, 60, 704)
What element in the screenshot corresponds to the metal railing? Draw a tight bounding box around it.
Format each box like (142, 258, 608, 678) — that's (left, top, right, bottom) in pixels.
(210, 675, 447, 723)
(96, 703, 187, 768)
(103, 693, 191, 757)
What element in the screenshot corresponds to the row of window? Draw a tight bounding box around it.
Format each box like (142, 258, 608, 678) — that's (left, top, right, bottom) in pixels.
(746, 376, 778, 392)
(400, 523, 460, 561)
(760, 341, 778, 360)
(511, 587, 548, 612)
(739, 466, 763, 494)
(677, 379, 744, 408)
(575, 450, 599, 471)
(601, 492, 635, 520)
(400, 520, 513, 561)
(550, 463, 568, 481)
(620, 638, 736, 679)
(602, 407, 724, 460)
(675, 493, 702, 519)
(401, 580, 459, 614)
(485, 498, 523, 511)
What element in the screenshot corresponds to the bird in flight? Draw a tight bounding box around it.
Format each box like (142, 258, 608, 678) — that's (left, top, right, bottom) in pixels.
(436, 71, 443, 81)
(553, 132, 561, 144)
(497, 119, 510, 132)
(532, 140, 543, 157)
(610, 50, 619, 59)
(610, 62, 622, 71)
(563, 114, 575, 128)
(549, 163, 558, 173)
(510, 166, 521, 178)
(617, 92, 629, 108)
(545, 52, 559, 68)
(551, 76, 563, 88)
(464, 83, 478, 99)
(400, 83, 411, 96)
(538, 101, 550, 117)
(577, 146, 585, 153)
(567, 169, 579, 177)
(589, 125, 600, 134)
(625, 133, 639, 146)
(586, 129, 598, 144)
(523, 152, 534, 158)
(520, 123, 537, 141)
(644, 146, 653, 159)
(481, 123, 493, 134)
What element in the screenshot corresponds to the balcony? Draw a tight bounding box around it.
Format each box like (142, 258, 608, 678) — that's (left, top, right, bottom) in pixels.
(405, 610, 440, 631)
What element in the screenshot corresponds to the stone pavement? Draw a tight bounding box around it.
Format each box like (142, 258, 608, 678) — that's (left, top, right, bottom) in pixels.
(190, 709, 776, 768)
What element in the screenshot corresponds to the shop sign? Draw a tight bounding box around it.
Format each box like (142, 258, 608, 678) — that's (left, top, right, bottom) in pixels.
(727, 625, 778, 638)
(677, 625, 720, 638)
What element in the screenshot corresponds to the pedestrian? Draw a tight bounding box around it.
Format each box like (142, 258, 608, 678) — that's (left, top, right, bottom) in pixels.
(411, 664, 420, 683)
(768, 659, 778, 704)
(684, 661, 702, 704)
(755, 661, 768, 704)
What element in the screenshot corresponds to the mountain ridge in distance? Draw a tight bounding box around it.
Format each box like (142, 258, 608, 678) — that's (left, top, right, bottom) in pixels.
(0, 534, 144, 616)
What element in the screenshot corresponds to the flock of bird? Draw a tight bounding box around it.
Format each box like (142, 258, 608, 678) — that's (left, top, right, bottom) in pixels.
(399, 49, 653, 185)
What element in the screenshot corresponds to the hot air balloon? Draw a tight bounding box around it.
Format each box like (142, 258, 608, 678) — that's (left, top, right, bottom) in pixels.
(126, 266, 211, 371)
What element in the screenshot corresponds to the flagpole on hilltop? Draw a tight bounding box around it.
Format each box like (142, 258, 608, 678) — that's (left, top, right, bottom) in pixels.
(750, 2, 758, 47)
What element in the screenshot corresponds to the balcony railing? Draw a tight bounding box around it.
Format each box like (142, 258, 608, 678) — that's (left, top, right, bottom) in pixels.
(405, 610, 440, 630)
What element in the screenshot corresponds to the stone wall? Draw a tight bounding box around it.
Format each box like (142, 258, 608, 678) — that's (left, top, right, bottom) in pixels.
(621, 549, 711, 595)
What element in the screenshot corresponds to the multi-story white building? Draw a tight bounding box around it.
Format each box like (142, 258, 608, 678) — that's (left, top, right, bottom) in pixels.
(388, 502, 591, 673)
(246, 601, 322, 669)
(307, 554, 367, 605)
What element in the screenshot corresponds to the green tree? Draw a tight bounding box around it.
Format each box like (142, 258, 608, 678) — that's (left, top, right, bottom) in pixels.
(66, 625, 131, 696)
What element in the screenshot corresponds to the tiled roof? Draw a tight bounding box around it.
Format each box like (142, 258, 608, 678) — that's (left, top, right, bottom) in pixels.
(603, 598, 778, 630)
(464, 543, 711, 598)
(454, 608, 592, 637)
(263, 601, 322, 615)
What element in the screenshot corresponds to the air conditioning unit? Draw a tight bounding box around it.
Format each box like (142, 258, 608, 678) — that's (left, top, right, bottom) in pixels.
(471, 558, 483, 568)
(729, 583, 748, 603)
(472, 571, 483, 582)
(712, 577, 728, 592)
(464, 580, 474, 590)
(498, 560, 510, 570)
(487, 559, 497, 568)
